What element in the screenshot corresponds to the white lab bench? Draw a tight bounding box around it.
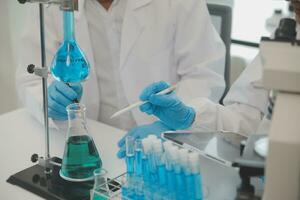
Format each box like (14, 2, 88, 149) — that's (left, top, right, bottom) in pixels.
(0, 108, 242, 200)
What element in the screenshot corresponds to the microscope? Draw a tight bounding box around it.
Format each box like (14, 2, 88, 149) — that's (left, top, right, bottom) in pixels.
(260, 15, 300, 200)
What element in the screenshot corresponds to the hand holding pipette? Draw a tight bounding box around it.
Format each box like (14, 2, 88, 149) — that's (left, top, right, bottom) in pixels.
(139, 81, 196, 130)
(111, 83, 178, 119)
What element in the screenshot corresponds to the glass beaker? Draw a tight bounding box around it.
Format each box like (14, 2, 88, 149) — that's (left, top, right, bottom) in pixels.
(60, 103, 102, 182)
(50, 7, 90, 83)
(91, 168, 109, 200)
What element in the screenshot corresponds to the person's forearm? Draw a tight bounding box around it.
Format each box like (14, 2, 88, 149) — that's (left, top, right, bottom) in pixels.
(189, 98, 263, 135)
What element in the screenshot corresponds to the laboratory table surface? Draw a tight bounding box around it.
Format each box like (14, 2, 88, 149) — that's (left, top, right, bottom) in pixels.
(0, 108, 243, 200)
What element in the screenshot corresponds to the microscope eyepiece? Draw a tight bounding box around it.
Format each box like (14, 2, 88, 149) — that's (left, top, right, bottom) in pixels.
(275, 18, 297, 41)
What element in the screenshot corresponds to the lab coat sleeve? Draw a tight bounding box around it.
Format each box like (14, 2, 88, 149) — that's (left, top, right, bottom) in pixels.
(188, 55, 269, 136)
(189, 98, 264, 135)
(224, 55, 269, 114)
(173, 0, 226, 103)
(15, 5, 64, 130)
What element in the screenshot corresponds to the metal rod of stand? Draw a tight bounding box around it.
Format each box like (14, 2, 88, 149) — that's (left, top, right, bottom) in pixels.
(39, 3, 51, 172)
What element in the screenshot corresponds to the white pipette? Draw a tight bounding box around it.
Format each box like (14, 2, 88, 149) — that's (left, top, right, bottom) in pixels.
(110, 84, 177, 119)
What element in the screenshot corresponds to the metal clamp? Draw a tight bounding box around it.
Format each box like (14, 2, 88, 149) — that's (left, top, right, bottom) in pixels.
(27, 64, 49, 78)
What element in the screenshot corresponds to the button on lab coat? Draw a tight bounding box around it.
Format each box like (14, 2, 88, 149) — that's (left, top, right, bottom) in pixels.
(16, 0, 225, 127)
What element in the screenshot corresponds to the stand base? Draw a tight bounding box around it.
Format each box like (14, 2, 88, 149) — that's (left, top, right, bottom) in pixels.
(7, 157, 94, 200)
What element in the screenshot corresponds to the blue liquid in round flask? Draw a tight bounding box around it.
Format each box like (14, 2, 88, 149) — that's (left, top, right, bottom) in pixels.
(51, 11, 90, 83)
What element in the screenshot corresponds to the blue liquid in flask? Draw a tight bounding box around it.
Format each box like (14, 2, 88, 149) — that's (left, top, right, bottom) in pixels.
(60, 135, 102, 181)
(51, 11, 90, 83)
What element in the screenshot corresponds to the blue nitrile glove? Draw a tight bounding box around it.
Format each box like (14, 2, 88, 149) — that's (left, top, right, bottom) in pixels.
(139, 81, 196, 130)
(48, 81, 83, 121)
(117, 121, 172, 159)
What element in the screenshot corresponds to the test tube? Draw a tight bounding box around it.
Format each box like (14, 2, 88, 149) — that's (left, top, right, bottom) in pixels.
(126, 136, 135, 175)
(122, 175, 135, 199)
(179, 149, 189, 171)
(153, 139, 166, 186)
(147, 136, 159, 183)
(184, 152, 195, 199)
(188, 152, 203, 200)
(135, 139, 143, 177)
(171, 147, 186, 200)
(179, 149, 189, 199)
(163, 143, 175, 193)
(142, 138, 152, 184)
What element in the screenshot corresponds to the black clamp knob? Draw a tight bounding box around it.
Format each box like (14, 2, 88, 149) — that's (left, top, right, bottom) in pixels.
(31, 154, 39, 163)
(27, 64, 35, 74)
(17, 0, 27, 4)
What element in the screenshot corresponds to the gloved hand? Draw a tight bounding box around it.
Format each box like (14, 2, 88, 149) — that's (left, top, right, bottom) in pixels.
(117, 121, 172, 159)
(48, 81, 83, 121)
(139, 81, 196, 130)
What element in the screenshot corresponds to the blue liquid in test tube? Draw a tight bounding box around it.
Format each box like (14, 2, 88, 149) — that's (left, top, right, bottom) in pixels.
(150, 158, 158, 183)
(135, 139, 143, 177)
(166, 169, 175, 191)
(189, 152, 203, 200)
(126, 155, 135, 175)
(158, 164, 167, 186)
(142, 138, 152, 185)
(155, 144, 166, 186)
(148, 149, 158, 183)
(163, 142, 176, 194)
(122, 175, 135, 200)
(142, 156, 150, 183)
(174, 164, 186, 200)
(193, 173, 203, 200)
(126, 136, 135, 175)
(186, 173, 195, 199)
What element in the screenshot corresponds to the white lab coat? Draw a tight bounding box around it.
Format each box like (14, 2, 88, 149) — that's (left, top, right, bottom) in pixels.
(190, 55, 269, 135)
(16, 0, 225, 127)
(189, 23, 300, 135)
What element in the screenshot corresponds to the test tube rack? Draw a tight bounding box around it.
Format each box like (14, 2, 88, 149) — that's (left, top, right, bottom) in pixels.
(91, 173, 154, 200)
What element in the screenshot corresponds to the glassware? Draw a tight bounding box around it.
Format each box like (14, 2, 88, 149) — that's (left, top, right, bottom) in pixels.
(60, 103, 102, 182)
(51, 8, 90, 83)
(126, 136, 135, 175)
(91, 168, 109, 200)
(134, 139, 143, 177)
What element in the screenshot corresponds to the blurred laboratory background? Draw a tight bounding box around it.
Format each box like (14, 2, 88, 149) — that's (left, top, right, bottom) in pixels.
(0, 0, 292, 114)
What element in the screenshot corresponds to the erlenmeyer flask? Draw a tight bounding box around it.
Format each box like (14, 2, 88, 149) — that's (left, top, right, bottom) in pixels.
(60, 103, 102, 182)
(51, 8, 90, 83)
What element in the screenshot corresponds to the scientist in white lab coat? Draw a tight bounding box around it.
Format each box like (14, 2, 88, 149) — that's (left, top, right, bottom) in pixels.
(117, 55, 268, 157)
(16, 0, 225, 130)
(117, 0, 300, 157)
